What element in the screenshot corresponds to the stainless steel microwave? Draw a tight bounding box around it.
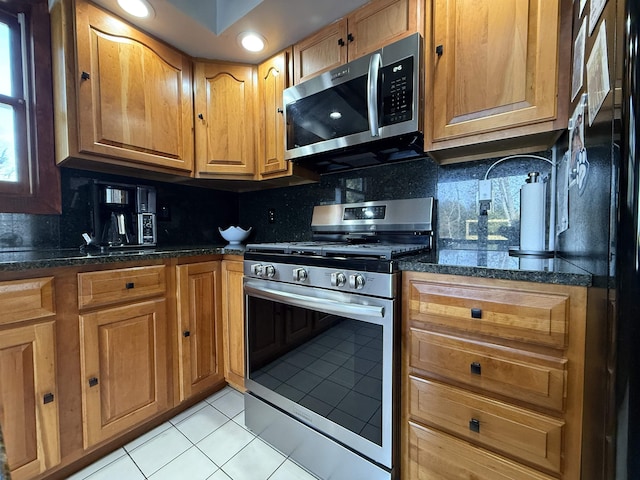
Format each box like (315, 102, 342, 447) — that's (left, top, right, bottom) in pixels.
(283, 33, 423, 172)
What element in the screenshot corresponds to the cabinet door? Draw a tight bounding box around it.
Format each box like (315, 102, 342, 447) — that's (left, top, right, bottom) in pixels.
(176, 262, 224, 401)
(221, 259, 245, 390)
(347, 0, 421, 60)
(293, 18, 348, 84)
(74, 2, 194, 172)
(194, 62, 256, 177)
(257, 50, 291, 179)
(430, 0, 561, 143)
(79, 299, 168, 448)
(0, 322, 60, 480)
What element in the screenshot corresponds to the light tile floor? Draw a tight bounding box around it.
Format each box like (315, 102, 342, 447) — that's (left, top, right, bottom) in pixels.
(67, 386, 319, 480)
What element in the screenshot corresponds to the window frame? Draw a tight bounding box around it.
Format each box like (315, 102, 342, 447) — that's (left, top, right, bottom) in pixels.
(0, 0, 61, 214)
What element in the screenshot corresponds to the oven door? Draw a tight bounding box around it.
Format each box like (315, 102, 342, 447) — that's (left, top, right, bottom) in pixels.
(244, 278, 397, 469)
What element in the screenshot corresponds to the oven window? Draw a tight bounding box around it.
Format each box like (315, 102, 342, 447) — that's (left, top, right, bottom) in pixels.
(247, 298, 383, 446)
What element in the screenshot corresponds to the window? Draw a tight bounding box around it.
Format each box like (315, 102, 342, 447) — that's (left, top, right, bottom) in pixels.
(0, 0, 60, 214)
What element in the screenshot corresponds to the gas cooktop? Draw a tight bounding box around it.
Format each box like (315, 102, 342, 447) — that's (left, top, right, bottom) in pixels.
(244, 241, 430, 260)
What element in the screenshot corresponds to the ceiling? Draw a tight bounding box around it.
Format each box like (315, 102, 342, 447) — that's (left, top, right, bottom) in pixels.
(91, 0, 371, 63)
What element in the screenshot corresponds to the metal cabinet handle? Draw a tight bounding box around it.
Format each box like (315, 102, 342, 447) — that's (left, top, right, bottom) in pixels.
(469, 418, 480, 432)
(183, 330, 191, 337)
(277, 108, 283, 114)
(470, 362, 482, 375)
(347, 33, 354, 42)
(43, 393, 54, 404)
(88, 377, 99, 387)
(81, 71, 91, 80)
(338, 38, 345, 47)
(198, 113, 204, 120)
(471, 308, 482, 319)
(436, 45, 444, 56)
(125, 282, 135, 289)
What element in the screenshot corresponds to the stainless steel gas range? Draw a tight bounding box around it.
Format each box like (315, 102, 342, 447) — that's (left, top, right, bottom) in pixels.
(242, 197, 434, 480)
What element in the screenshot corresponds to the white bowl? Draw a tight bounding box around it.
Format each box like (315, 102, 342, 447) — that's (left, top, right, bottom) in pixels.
(218, 226, 252, 245)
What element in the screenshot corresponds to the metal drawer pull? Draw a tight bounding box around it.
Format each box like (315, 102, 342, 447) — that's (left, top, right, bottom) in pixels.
(183, 330, 191, 337)
(125, 282, 135, 289)
(471, 308, 482, 319)
(88, 377, 99, 387)
(43, 393, 54, 404)
(470, 362, 482, 375)
(469, 418, 480, 433)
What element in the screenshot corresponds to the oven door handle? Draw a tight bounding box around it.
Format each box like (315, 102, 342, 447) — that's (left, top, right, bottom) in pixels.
(244, 283, 385, 319)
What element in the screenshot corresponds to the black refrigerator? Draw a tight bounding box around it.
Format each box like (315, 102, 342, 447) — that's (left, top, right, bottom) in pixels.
(616, 0, 640, 477)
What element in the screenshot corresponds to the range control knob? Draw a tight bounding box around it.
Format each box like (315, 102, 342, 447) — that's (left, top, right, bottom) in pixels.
(264, 265, 276, 278)
(330, 272, 347, 287)
(349, 274, 366, 290)
(293, 268, 308, 282)
(251, 264, 264, 277)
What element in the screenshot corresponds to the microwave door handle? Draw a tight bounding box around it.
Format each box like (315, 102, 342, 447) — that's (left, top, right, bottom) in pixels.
(244, 283, 385, 319)
(367, 52, 382, 137)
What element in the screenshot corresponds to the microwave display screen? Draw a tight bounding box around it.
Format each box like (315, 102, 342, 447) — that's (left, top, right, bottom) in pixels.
(286, 75, 370, 149)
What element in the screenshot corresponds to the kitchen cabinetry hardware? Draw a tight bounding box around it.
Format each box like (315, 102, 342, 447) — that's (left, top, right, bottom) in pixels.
(198, 113, 204, 120)
(338, 38, 345, 46)
(435, 44, 443, 56)
(81, 71, 90, 80)
(347, 33, 354, 42)
(88, 377, 99, 387)
(183, 330, 191, 337)
(470, 362, 482, 375)
(43, 393, 55, 404)
(277, 108, 283, 114)
(125, 282, 135, 289)
(471, 308, 482, 319)
(469, 418, 480, 433)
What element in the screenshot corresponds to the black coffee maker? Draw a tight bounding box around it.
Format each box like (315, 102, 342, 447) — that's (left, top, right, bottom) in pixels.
(89, 181, 157, 247)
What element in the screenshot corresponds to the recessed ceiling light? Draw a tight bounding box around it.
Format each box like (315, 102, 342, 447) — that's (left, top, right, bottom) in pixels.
(330, 111, 342, 120)
(117, 0, 155, 18)
(238, 32, 266, 52)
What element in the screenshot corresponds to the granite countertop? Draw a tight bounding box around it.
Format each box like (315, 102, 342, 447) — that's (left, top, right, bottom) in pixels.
(398, 248, 592, 286)
(0, 245, 592, 286)
(0, 245, 246, 272)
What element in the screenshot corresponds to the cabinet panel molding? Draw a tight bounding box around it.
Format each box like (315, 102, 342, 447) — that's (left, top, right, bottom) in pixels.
(0, 277, 55, 325)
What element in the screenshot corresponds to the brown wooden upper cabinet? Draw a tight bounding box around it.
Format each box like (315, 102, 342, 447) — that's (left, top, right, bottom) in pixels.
(194, 62, 257, 179)
(293, 0, 423, 84)
(257, 50, 291, 179)
(425, 0, 571, 163)
(50, 0, 194, 174)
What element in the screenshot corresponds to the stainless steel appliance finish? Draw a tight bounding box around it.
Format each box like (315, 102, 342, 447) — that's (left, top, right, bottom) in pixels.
(243, 198, 434, 480)
(283, 34, 423, 172)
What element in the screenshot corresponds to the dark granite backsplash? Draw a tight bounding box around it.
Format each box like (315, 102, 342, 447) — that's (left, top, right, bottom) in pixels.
(0, 143, 615, 279)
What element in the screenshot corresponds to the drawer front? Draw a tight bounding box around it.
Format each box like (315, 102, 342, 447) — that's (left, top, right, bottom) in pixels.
(407, 422, 556, 480)
(78, 266, 166, 309)
(410, 329, 566, 411)
(0, 277, 55, 325)
(406, 280, 569, 348)
(409, 376, 564, 473)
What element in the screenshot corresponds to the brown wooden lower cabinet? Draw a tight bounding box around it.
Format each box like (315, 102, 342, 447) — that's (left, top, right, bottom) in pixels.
(0, 320, 60, 480)
(176, 261, 224, 400)
(403, 271, 591, 480)
(221, 257, 245, 390)
(79, 298, 169, 448)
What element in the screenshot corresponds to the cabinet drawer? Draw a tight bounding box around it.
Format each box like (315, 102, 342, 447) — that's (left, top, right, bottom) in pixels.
(78, 266, 166, 309)
(0, 277, 55, 325)
(410, 329, 566, 411)
(407, 421, 556, 480)
(409, 376, 564, 473)
(406, 280, 568, 348)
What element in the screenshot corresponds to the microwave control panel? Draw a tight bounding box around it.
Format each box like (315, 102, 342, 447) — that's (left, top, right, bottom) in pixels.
(381, 56, 414, 126)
